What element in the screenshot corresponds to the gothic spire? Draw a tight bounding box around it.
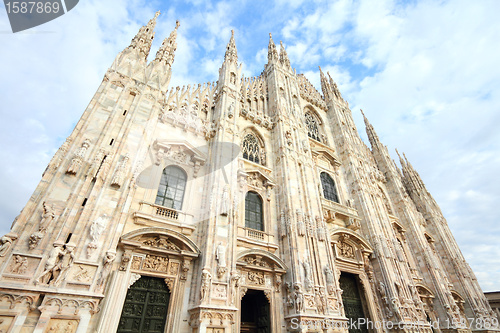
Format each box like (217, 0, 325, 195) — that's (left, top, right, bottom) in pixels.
(319, 66, 331, 100)
(361, 109, 381, 148)
(279, 41, 291, 68)
(327, 72, 344, 102)
(268, 33, 279, 63)
(397, 149, 426, 194)
(153, 20, 180, 67)
(128, 11, 160, 59)
(224, 30, 238, 63)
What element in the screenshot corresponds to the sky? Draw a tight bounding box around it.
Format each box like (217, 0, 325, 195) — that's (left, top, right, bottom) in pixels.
(1, 0, 499, 291)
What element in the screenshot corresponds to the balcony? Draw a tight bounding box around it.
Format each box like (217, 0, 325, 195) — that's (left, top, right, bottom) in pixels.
(321, 198, 360, 231)
(237, 227, 278, 252)
(132, 201, 195, 235)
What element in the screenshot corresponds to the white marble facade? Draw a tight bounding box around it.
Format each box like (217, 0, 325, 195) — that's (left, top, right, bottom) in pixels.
(0, 12, 497, 333)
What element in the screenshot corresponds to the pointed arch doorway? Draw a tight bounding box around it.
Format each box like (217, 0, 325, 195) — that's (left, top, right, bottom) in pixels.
(117, 276, 171, 333)
(240, 289, 271, 333)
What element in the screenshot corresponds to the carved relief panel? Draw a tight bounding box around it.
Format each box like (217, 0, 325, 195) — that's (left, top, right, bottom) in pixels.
(0, 315, 15, 331)
(45, 318, 79, 333)
(4, 254, 40, 280)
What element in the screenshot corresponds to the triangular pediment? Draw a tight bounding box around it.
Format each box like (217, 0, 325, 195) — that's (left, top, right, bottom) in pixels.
(246, 169, 275, 185)
(311, 146, 340, 167)
(154, 139, 207, 163)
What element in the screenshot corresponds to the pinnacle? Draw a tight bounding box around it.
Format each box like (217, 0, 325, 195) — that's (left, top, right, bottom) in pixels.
(153, 19, 180, 67)
(396, 149, 406, 167)
(279, 41, 291, 68)
(268, 33, 278, 63)
(127, 11, 161, 60)
(224, 29, 238, 63)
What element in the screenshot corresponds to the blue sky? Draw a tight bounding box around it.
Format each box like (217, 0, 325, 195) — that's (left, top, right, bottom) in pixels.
(1, 0, 499, 291)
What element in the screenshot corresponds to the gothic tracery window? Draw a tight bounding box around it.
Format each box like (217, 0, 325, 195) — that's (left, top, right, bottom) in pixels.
(320, 172, 339, 203)
(305, 111, 321, 142)
(245, 191, 263, 231)
(155, 166, 187, 210)
(242, 133, 263, 165)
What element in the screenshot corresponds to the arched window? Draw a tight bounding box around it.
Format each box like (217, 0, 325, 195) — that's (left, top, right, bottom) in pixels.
(245, 191, 263, 231)
(320, 172, 339, 203)
(242, 133, 263, 164)
(305, 111, 321, 142)
(155, 166, 187, 210)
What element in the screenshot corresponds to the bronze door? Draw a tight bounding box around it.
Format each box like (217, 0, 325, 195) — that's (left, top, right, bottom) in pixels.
(117, 276, 170, 333)
(340, 273, 369, 333)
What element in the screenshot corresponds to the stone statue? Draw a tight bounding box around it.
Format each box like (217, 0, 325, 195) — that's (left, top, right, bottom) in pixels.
(230, 271, 240, 305)
(220, 185, 230, 216)
(215, 242, 227, 279)
(294, 283, 304, 312)
(303, 260, 313, 291)
(96, 251, 116, 291)
(35, 243, 65, 285)
(0, 236, 13, 257)
(200, 268, 212, 302)
(215, 242, 226, 267)
(67, 139, 91, 174)
(53, 245, 75, 286)
(39, 202, 55, 232)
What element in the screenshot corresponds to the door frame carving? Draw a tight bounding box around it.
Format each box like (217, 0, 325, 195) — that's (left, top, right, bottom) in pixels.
(235, 249, 287, 333)
(96, 227, 200, 333)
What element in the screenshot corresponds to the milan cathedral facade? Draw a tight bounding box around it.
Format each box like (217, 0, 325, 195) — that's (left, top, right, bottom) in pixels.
(0, 12, 497, 333)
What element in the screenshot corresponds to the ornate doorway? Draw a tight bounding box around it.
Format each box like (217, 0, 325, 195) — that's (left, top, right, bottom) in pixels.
(340, 273, 368, 333)
(240, 289, 270, 333)
(117, 276, 171, 333)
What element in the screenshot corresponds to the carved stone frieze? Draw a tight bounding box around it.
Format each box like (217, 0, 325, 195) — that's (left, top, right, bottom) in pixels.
(142, 254, 169, 272)
(142, 235, 181, 252)
(69, 264, 96, 284)
(45, 319, 79, 333)
(0, 292, 38, 311)
(39, 296, 100, 315)
(131, 255, 143, 270)
(212, 283, 227, 298)
(247, 271, 265, 285)
(244, 255, 270, 268)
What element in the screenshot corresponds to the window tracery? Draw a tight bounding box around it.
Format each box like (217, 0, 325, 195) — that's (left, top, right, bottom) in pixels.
(305, 112, 321, 142)
(242, 133, 263, 165)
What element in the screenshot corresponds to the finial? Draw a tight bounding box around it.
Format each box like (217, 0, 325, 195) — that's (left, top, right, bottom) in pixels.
(231, 29, 234, 37)
(269, 33, 272, 39)
(395, 149, 404, 163)
(360, 109, 366, 117)
(155, 10, 160, 18)
(176, 20, 180, 29)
